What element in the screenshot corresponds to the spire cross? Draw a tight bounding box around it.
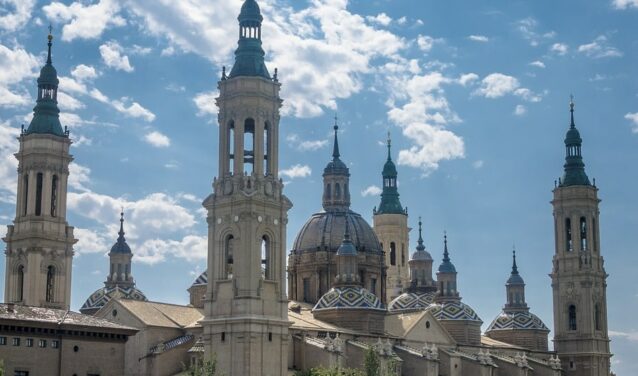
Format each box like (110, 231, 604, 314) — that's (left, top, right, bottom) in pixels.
(569, 94, 575, 128)
(46, 24, 53, 65)
(417, 216, 424, 248)
(512, 247, 519, 274)
(443, 231, 450, 260)
(48, 24, 53, 35)
(332, 114, 340, 160)
(387, 131, 392, 160)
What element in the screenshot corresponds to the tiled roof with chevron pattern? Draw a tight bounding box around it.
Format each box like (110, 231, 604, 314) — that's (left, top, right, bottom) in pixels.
(426, 301, 482, 322)
(486, 311, 549, 332)
(312, 286, 385, 311)
(388, 291, 437, 312)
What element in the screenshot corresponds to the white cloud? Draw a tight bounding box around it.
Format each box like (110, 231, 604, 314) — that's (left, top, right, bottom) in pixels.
(71, 64, 98, 81)
(550, 43, 569, 55)
(514, 105, 527, 116)
(625, 113, 638, 133)
(43, 0, 126, 42)
(366, 13, 392, 27)
(416, 35, 436, 52)
(474, 73, 542, 102)
(529, 60, 545, 68)
(0, 0, 35, 31)
(386, 71, 465, 174)
(280, 164, 312, 179)
(0, 44, 41, 108)
(515, 17, 556, 47)
(112, 99, 155, 121)
(0, 121, 19, 203)
(475, 73, 520, 98)
(57, 91, 85, 111)
(68, 163, 92, 191)
(609, 330, 638, 341)
(361, 185, 382, 197)
(99, 41, 134, 72)
(458, 73, 479, 86)
(578, 36, 622, 58)
(286, 134, 328, 151)
(74, 228, 109, 255)
(143, 131, 171, 148)
(468, 35, 489, 42)
(612, 0, 638, 9)
(136, 235, 207, 265)
(193, 91, 218, 117)
(472, 160, 484, 169)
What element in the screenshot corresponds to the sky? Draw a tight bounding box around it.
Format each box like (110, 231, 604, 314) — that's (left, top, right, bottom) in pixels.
(0, 0, 637, 373)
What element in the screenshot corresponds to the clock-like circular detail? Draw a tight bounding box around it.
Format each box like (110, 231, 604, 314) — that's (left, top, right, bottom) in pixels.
(274, 219, 279, 225)
(258, 216, 263, 222)
(217, 218, 222, 224)
(234, 215, 239, 222)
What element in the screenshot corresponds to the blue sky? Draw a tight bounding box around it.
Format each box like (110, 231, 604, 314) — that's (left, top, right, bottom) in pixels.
(0, 0, 637, 373)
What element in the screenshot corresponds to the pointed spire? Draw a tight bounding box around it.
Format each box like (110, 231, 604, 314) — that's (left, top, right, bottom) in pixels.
(111, 210, 132, 254)
(387, 131, 392, 161)
(332, 114, 340, 160)
(337, 218, 356, 256)
(438, 231, 457, 273)
(416, 217, 425, 251)
(118, 210, 125, 239)
(511, 247, 519, 275)
(47, 24, 53, 65)
(228, 0, 270, 79)
(507, 246, 525, 285)
(560, 95, 591, 187)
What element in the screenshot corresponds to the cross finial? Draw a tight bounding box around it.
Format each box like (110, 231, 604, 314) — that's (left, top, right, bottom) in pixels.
(569, 94, 576, 128)
(334, 113, 338, 129)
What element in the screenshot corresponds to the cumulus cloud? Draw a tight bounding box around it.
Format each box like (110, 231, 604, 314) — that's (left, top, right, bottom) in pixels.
(416, 35, 440, 52)
(193, 91, 218, 117)
(361, 185, 382, 197)
(74, 228, 110, 255)
(458, 73, 479, 86)
(472, 160, 484, 169)
(515, 17, 555, 46)
(385, 71, 465, 174)
(474, 73, 542, 102)
(43, 0, 126, 41)
(57, 91, 85, 111)
(0, 44, 41, 108)
(71, 64, 98, 81)
(468, 35, 489, 42)
(136, 235, 207, 265)
(0, 121, 19, 203)
(112, 99, 155, 121)
(99, 41, 134, 72)
(366, 13, 392, 27)
(625, 113, 638, 133)
(550, 43, 569, 55)
(609, 330, 638, 341)
(0, 0, 36, 31)
(143, 131, 171, 148)
(280, 164, 312, 179)
(612, 0, 638, 9)
(578, 36, 622, 58)
(529, 60, 545, 68)
(286, 134, 328, 151)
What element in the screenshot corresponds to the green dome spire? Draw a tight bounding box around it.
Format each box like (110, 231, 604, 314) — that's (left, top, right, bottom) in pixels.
(560, 96, 590, 187)
(228, 0, 271, 79)
(375, 132, 406, 215)
(25, 28, 65, 137)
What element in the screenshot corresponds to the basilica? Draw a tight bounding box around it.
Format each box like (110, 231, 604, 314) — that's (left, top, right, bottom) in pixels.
(0, 1, 613, 375)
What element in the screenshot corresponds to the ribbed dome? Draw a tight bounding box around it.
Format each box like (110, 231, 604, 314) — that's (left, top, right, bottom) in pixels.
(388, 291, 436, 312)
(313, 286, 385, 311)
(80, 285, 147, 314)
(426, 301, 482, 322)
(486, 311, 549, 332)
(565, 127, 582, 145)
(292, 210, 382, 254)
(37, 64, 59, 86)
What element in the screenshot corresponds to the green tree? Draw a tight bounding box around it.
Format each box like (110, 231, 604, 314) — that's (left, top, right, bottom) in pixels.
(364, 347, 380, 376)
(187, 356, 218, 376)
(0, 359, 4, 376)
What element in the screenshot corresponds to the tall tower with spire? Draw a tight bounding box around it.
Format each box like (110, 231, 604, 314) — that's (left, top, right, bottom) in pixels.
(551, 98, 611, 375)
(3, 30, 76, 310)
(373, 133, 410, 303)
(201, 1, 292, 375)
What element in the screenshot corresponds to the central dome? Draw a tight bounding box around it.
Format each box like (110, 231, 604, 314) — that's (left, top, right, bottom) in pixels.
(292, 210, 382, 254)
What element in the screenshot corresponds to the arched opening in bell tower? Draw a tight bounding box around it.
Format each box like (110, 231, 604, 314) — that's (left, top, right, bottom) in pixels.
(579, 217, 587, 251)
(35, 172, 43, 216)
(565, 218, 573, 251)
(225, 235, 234, 279)
(17, 265, 25, 301)
(45, 265, 55, 303)
(227, 121, 235, 175)
(261, 235, 271, 280)
(50, 175, 58, 217)
(244, 119, 255, 175)
(264, 121, 271, 175)
(22, 174, 28, 216)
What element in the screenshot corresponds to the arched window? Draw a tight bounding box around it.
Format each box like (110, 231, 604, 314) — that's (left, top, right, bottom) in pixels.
(17, 265, 25, 301)
(22, 174, 28, 216)
(244, 119, 255, 174)
(261, 235, 271, 280)
(580, 217, 587, 251)
(225, 235, 234, 279)
(595, 304, 601, 331)
(50, 175, 58, 217)
(335, 183, 341, 199)
(568, 305, 577, 330)
(326, 184, 331, 199)
(359, 270, 365, 286)
(565, 218, 572, 251)
(46, 266, 55, 303)
(228, 121, 235, 174)
(390, 242, 396, 266)
(592, 218, 597, 253)
(35, 173, 43, 216)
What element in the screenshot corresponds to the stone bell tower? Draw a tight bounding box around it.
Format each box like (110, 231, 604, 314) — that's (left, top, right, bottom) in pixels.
(550, 98, 611, 375)
(373, 134, 410, 303)
(201, 1, 292, 375)
(3, 30, 76, 310)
